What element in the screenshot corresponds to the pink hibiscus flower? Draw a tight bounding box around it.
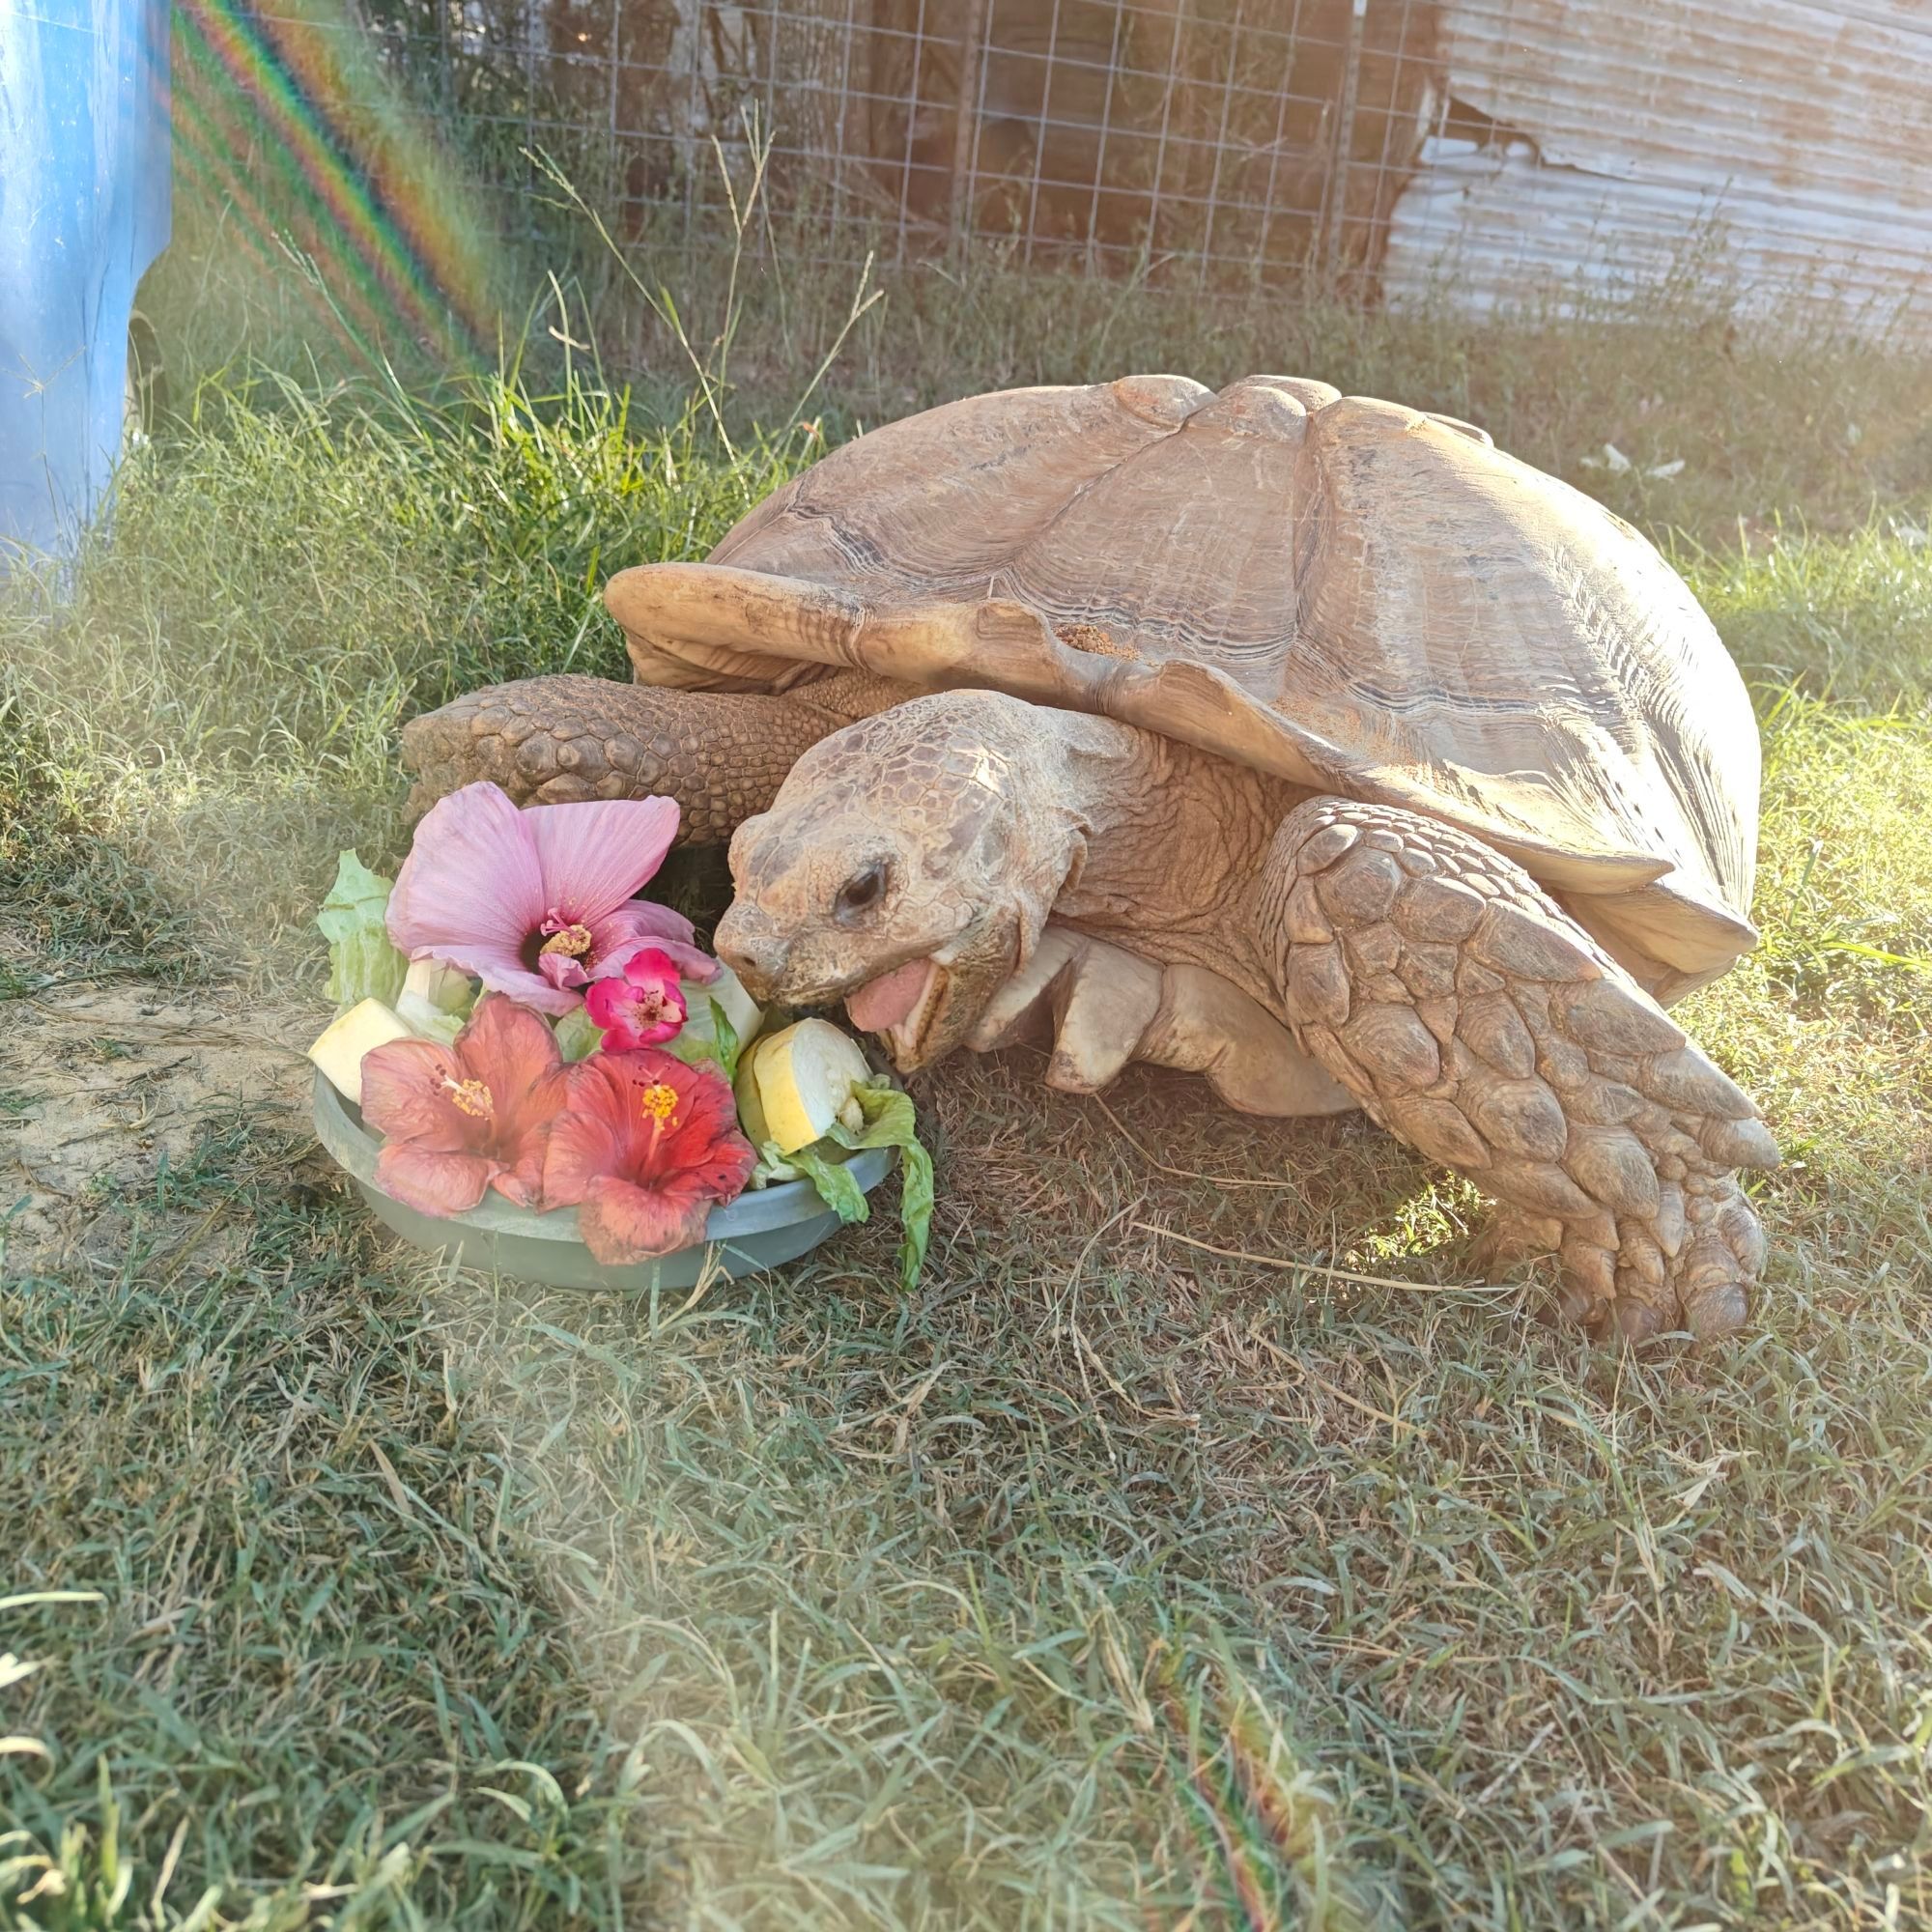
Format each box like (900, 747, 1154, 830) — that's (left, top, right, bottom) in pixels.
(386, 781, 717, 1015)
(359, 994, 570, 1215)
(584, 948, 688, 1049)
(542, 1049, 756, 1264)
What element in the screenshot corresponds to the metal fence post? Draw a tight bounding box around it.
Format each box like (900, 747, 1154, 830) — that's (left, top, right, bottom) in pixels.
(949, 0, 988, 248)
(1320, 0, 1366, 285)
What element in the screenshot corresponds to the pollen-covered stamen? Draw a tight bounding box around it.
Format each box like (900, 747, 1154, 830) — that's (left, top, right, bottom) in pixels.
(538, 921, 594, 959)
(639, 1082, 678, 1127)
(442, 1076, 496, 1119)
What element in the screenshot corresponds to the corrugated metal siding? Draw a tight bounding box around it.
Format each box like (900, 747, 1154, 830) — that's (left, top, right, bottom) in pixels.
(1382, 0, 1932, 336)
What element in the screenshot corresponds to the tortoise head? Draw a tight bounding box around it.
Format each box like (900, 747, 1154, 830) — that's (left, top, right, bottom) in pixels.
(716, 692, 1083, 1069)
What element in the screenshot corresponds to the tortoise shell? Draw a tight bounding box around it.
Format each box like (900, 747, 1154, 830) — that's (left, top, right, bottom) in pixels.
(605, 375, 1760, 995)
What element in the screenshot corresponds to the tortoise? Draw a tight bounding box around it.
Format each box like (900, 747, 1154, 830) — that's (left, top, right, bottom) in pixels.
(403, 374, 1776, 1340)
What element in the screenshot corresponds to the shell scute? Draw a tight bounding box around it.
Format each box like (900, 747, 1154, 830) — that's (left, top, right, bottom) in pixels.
(605, 375, 1762, 988)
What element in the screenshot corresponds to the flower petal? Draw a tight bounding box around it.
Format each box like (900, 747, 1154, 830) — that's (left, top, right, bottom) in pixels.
(524, 798, 681, 929)
(655, 1059, 753, 1180)
(358, 1037, 470, 1150)
(602, 898, 698, 948)
(538, 950, 589, 995)
(583, 954, 687, 1052)
(401, 943, 580, 1015)
(387, 783, 545, 972)
(590, 901, 718, 982)
(576, 1172, 714, 1264)
(375, 1141, 497, 1216)
(540, 1066, 628, 1208)
(459, 992, 562, 1087)
(582, 977, 630, 1033)
(590, 937, 718, 988)
(490, 1134, 550, 1209)
(591, 1049, 755, 1197)
(542, 1051, 751, 1243)
(457, 994, 569, 1145)
(629, 947, 683, 993)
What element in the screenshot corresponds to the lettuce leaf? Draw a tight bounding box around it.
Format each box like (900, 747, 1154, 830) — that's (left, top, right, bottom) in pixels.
(762, 1077, 933, 1288)
(317, 851, 407, 1010)
(554, 1006, 604, 1064)
(824, 1080, 935, 1291)
(788, 1141, 868, 1223)
(751, 1141, 803, 1188)
(662, 987, 743, 1083)
(395, 957, 473, 1045)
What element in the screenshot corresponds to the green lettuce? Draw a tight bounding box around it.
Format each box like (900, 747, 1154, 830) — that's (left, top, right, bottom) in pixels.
(554, 1006, 604, 1063)
(792, 1079, 934, 1291)
(662, 989, 743, 1083)
(787, 1140, 867, 1222)
(395, 957, 474, 1046)
(317, 851, 407, 1010)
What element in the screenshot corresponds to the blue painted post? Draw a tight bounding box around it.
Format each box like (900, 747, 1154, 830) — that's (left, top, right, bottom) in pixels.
(0, 0, 171, 562)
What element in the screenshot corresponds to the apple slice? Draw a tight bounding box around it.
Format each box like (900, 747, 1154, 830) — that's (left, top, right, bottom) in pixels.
(307, 998, 413, 1107)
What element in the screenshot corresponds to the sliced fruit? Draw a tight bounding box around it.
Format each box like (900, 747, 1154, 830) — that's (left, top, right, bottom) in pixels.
(749, 1018, 874, 1155)
(733, 1035, 777, 1149)
(307, 997, 413, 1106)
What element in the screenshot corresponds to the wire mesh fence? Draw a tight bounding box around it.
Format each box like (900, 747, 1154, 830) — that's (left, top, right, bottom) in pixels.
(305, 0, 1932, 344)
(354, 0, 1448, 295)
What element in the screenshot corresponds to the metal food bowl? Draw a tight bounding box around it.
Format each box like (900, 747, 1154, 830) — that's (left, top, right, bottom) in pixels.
(313, 1070, 895, 1291)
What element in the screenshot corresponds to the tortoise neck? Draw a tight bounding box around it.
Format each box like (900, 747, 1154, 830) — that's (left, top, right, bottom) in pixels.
(1045, 713, 1295, 992)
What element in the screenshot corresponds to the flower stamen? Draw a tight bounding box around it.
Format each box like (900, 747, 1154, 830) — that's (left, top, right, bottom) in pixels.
(639, 1082, 678, 1126)
(442, 1076, 496, 1119)
(539, 922, 594, 959)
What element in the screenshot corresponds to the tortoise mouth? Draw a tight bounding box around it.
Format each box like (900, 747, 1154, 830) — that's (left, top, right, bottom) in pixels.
(846, 956, 948, 1066)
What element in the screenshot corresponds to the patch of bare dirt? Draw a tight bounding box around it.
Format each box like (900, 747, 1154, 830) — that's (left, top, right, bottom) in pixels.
(0, 925, 311, 1268)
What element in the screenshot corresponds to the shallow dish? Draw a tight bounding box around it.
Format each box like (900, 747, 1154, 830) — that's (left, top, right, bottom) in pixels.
(313, 1070, 894, 1290)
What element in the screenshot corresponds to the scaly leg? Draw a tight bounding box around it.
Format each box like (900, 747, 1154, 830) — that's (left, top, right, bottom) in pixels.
(1260, 799, 1777, 1340)
(399, 675, 862, 841)
(965, 925, 1355, 1119)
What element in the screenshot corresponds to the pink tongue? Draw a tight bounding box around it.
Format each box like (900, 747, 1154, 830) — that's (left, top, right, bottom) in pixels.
(846, 959, 932, 1034)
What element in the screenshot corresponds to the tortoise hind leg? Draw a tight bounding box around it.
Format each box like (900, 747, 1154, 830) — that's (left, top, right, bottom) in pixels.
(1259, 798, 1777, 1341)
(400, 675, 849, 842)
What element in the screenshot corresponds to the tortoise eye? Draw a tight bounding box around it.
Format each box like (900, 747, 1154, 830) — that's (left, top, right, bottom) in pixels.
(836, 863, 889, 919)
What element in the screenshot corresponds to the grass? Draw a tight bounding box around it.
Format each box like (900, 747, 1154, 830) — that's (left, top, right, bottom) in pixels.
(4, 212, 1932, 1926)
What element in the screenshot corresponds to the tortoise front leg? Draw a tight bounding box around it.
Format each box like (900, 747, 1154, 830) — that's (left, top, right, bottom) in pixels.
(1259, 799, 1778, 1341)
(400, 675, 853, 842)
(965, 925, 1355, 1118)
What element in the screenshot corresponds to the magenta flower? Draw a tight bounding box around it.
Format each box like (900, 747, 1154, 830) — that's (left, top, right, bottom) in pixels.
(542, 1049, 757, 1263)
(584, 947, 688, 1049)
(386, 781, 716, 1015)
(358, 994, 569, 1215)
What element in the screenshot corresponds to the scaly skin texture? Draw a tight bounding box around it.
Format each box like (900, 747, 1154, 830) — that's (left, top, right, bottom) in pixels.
(723, 692, 1777, 1342)
(963, 925, 1354, 1119)
(1254, 800, 1776, 1340)
(398, 669, 902, 840)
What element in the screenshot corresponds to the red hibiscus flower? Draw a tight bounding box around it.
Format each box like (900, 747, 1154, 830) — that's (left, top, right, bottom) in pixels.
(584, 947, 687, 1049)
(359, 994, 568, 1216)
(542, 1048, 756, 1264)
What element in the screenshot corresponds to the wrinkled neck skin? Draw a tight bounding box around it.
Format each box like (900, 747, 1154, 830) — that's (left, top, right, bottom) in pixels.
(1041, 712, 1300, 1009)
